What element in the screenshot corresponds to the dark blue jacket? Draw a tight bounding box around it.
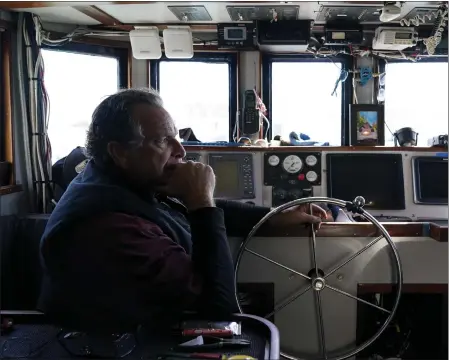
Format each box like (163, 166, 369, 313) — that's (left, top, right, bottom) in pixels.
(38, 161, 252, 331)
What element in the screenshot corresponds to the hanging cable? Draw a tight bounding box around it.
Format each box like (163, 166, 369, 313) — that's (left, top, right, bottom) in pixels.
(331, 69, 349, 96)
(253, 88, 270, 139)
(399, 7, 448, 27)
(424, 8, 448, 55)
(23, 13, 53, 213)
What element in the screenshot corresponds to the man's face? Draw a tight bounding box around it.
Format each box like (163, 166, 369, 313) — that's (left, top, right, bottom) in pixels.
(111, 104, 186, 186)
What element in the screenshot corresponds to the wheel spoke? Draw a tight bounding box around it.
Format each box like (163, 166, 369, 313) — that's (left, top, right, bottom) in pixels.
(326, 284, 391, 314)
(309, 205, 319, 274)
(314, 291, 327, 359)
(324, 236, 384, 279)
(244, 248, 311, 280)
(264, 285, 312, 319)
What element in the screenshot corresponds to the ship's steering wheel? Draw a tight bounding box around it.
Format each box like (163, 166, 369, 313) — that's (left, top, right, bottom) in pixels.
(234, 196, 403, 360)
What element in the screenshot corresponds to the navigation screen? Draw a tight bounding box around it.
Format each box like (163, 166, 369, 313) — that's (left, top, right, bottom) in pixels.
(326, 153, 405, 210)
(213, 160, 240, 198)
(226, 28, 244, 40)
(415, 158, 448, 204)
(395, 32, 412, 39)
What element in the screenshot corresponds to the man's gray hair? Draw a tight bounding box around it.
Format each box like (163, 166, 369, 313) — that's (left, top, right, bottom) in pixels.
(85, 88, 164, 166)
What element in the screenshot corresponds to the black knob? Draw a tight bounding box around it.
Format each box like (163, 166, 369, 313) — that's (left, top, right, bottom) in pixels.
(288, 189, 303, 200)
(273, 189, 287, 200)
(302, 188, 312, 197)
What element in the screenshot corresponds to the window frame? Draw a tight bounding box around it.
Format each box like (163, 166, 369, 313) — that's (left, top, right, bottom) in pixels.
(262, 54, 353, 143)
(378, 57, 448, 145)
(379, 56, 449, 71)
(42, 42, 129, 89)
(149, 52, 238, 142)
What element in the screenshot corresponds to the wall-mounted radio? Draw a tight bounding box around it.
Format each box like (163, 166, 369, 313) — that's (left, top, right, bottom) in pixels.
(372, 26, 417, 51)
(324, 21, 363, 46)
(217, 23, 256, 49)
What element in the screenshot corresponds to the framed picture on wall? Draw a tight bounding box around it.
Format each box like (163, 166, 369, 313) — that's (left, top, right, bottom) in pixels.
(349, 104, 385, 146)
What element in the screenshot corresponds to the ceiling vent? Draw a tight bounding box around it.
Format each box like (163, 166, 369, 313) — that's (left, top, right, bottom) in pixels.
(315, 5, 383, 23)
(168, 5, 212, 22)
(226, 6, 299, 22)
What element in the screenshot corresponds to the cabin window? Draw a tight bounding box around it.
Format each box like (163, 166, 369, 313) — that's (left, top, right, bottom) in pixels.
(382, 60, 448, 146)
(262, 55, 350, 145)
(42, 43, 128, 163)
(149, 53, 238, 142)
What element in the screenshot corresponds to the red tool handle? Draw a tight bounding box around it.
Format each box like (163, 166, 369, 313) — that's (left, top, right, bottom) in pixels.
(191, 354, 222, 359)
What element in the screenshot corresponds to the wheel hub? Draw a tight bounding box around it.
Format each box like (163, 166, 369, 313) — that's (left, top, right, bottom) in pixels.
(312, 277, 326, 291)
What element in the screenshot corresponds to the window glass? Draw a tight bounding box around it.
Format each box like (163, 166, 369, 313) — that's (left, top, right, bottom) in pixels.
(42, 49, 119, 163)
(271, 61, 343, 145)
(384, 62, 448, 146)
(158, 61, 230, 142)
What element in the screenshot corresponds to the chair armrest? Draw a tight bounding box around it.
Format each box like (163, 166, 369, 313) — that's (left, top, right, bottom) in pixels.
(232, 313, 280, 360)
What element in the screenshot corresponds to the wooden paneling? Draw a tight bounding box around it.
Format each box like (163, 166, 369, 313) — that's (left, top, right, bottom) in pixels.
(183, 145, 448, 152)
(2, 31, 13, 185)
(92, 24, 217, 32)
(261, 222, 448, 242)
(72, 5, 122, 26)
(128, 47, 133, 88)
(71, 36, 130, 49)
(0, 184, 23, 195)
(358, 283, 448, 294)
(430, 223, 449, 243)
(0, 2, 153, 9)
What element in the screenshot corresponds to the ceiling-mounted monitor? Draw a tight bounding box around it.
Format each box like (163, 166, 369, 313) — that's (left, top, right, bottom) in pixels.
(256, 20, 311, 52)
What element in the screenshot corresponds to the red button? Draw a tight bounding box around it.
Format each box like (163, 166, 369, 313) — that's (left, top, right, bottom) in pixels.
(297, 174, 305, 180)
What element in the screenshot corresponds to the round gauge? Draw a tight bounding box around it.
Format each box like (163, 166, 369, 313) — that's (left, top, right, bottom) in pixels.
(282, 155, 303, 174)
(305, 155, 318, 167)
(306, 171, 318, 183)
(267, 155, 280, 166)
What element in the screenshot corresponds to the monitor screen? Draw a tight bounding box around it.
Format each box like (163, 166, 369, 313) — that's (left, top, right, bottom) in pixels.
(226, 28, 244, 40)
(414, 157, 448, 204)
(326, 153, 405, 210)
(213, 160, 240, 198)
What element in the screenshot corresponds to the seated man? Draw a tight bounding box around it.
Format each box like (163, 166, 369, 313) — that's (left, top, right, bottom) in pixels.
(38, 88, 326, 332)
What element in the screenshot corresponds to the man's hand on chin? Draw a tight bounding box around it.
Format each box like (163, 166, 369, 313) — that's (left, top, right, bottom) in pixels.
(268, 204, 327, 229)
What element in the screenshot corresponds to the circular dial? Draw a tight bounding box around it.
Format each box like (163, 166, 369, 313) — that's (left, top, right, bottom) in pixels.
(267, 155, 280, 166)
(282, 155, 303, 174)
(305, 155, 318, 167)
(306, 171, 318, 183)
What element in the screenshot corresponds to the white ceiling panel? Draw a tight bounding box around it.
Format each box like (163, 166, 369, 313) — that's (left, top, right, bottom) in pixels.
(13, 7, 101, 25)
(12, 2, 443, 26)
(97, 2, 315, 24)
(97, 3, 180, 24)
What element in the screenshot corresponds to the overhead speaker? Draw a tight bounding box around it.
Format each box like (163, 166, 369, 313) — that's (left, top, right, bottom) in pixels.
(163, 27, 194, 59)
(129, 27, 162, 60)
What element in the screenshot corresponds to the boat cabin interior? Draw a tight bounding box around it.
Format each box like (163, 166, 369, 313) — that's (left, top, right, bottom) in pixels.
(0, 1, 448, 359)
